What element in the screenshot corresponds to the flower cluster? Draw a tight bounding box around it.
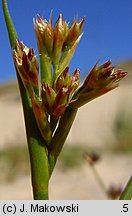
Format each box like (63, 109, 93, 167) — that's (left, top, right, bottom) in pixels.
(12, 13, 127, 144)
(71, 60, 127, 108)
(12, 40, 39, 95)
(42, 67, 80, 117)
(34, 14, 85, 81)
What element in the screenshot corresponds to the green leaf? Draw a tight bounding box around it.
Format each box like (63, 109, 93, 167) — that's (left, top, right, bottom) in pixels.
(2, 0, 50, 200)
(119, 176, 132, 200)
(2, 0, 18, 49)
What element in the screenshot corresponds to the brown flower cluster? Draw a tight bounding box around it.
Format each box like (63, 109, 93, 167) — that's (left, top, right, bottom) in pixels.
(12, 13, 127, 143)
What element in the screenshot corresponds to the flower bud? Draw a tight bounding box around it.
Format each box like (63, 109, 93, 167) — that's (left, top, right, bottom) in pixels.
(54, 67, 80, 101)
(83, 152, 100, 166)
(42, 83, 56, 114)
(34, 15, 53, 56)
(53, 87, 69, 117)
(34, 13, 84, 81)
(71, 60, 127, 108)
(34, 16, 53, 84)
(52, 14, 68, 70)
(32, 95, 52, 144)
(55, 17, 84, 75)
(70, 69, 80, 93)
(63, 17, 85, 50)
(58, 33, 83, 75)
(42, 83, 69, 117)
(55, 67, 71, 92)
(12, 40, 39, 95)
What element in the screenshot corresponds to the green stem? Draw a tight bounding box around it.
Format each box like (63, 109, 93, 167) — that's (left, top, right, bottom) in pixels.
(90, 165, 107, 195)
(23, 97, 49, 200)
(28, 138, 49, 200)
(2, 0, 17, 49)
(51, 107, 77, 157)
(48, 106, 78, 176)
(39, 51, 52, 85)
(2, 0, 49, 200)
(119, 175, 132, 200)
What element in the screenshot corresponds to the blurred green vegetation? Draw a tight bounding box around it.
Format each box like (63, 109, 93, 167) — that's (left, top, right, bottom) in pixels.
(0, 144, 92, 182)
(110, 106, 132, 153)
(0, 145, 30, 182)
(59, 145, 92, 170)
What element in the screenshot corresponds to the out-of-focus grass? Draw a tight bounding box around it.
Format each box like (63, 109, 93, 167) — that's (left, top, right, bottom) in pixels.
(58, 145, 92, 170)
(0, 145, 30, 182)
(0, 144, 92, 182)
(109, 106, 132, 153)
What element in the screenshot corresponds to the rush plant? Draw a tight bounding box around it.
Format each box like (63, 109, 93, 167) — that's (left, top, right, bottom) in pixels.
(2, 0, 131, 200)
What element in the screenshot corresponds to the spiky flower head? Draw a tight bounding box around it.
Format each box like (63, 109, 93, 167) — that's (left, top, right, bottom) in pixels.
(42, 67, 80, 117)
(34, 13, 85, 81)
(34, 14, 53, 56)
(71, 60, 127, 108)
(12, 13, 127, 145)
(12, 40, 39, 95)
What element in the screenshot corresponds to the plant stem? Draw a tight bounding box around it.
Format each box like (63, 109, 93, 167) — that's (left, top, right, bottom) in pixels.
(23, 101, 49, 200)
(2, 0, 49, 200)
(39, 52, 52, 85)
(51, 107, 78, 157)
(28, 138, 49, 200)
(90, 165, 107, 195)
(48, 106, 78, 176)
(119, 175, 132, 200)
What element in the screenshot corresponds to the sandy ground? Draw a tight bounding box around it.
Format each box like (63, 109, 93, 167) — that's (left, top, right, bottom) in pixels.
(0, 84, 132, 199)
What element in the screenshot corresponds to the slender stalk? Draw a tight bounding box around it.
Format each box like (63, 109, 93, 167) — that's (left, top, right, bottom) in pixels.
(48, 106, 78, 176)
(51, 107, 78, 157)
(2, 0, 49, 200)
(90, 165, 107, 195)
(23, 98, 49, 200)
(28, 137, 49, 200)
(39, 52, 52, 85)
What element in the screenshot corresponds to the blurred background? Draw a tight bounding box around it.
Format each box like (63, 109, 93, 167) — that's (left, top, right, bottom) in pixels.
(0, 0, 132, 199)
